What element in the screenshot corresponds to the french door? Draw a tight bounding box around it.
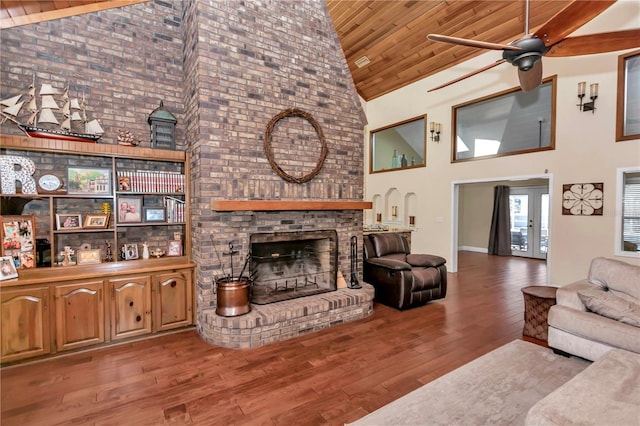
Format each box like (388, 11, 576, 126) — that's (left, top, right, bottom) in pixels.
(509, 186, 549, 259)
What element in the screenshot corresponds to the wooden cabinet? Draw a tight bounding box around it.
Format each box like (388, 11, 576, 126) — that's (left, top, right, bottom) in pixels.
(54, 280, 104, 351)
(109, 275, 152, 340)
(0, 286, 50, 363)
(153, 269, 193, 332)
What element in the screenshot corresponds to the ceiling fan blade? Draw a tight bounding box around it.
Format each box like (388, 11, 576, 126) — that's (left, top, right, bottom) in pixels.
(518, 60, 543, 93)
(428, 59, 506, 92)
(546, 29, 640, 57)
(534, 1, 616, 47)
(427, 34, 521, 51)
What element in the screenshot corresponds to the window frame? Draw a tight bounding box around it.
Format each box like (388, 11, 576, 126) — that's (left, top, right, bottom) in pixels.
(451, 75, 557, 163)
(616, 49, 640, 142)
(369, 115, 427, 174)
(615, 166, 640, 258)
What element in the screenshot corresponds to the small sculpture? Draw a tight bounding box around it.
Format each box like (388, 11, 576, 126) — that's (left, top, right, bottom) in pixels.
(142, 242, 150, 259)
(105, 241, 113, 262)
(62, 246, 74, 266)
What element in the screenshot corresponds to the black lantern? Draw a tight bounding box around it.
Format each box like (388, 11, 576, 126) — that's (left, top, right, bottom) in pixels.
(147, 101, 177, 150)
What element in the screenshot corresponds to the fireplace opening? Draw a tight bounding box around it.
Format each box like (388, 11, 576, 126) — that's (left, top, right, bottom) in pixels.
(250, 230, 338, 304)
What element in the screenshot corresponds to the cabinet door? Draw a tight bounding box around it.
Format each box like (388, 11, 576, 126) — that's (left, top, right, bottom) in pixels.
(109, 276, 152, 340)
(54, 280, 105, 351)
(153, 269, 193, 332)
(1, 286, 51, 363)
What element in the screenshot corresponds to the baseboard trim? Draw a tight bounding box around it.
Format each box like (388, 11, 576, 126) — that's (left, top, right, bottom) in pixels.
(459, 246, 488, 253)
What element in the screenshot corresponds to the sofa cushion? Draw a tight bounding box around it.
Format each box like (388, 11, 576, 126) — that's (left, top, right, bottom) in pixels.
(588, 257, 640, 301)
(369, 233, 410, 258)
(577, 287, 640, 327)
(525, 348, 640, 426)
(548, 305, 640, 354)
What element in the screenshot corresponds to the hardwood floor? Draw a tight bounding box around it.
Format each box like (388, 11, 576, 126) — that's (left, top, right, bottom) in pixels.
(0, 252, 546, 426)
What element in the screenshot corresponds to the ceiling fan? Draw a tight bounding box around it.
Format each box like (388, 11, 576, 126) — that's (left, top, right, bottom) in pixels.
(427, 0, 640, 92)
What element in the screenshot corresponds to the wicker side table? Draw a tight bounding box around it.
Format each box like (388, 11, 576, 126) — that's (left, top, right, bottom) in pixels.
(521, 285, 558, 347)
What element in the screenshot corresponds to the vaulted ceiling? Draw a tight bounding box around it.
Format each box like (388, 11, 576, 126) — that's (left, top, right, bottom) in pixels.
(2, 0, 589, 101)
(326, 0, 574, 100)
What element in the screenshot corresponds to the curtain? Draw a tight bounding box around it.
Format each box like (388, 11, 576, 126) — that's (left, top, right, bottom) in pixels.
(488, 185, 512, 256)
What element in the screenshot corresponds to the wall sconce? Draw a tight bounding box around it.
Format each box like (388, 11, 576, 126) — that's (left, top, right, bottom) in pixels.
(429, 122, 441, 142)
(577, 81, 598, 113)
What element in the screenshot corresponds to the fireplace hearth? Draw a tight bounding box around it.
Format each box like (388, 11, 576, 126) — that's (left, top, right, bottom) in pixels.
(250, 230, 337, 304)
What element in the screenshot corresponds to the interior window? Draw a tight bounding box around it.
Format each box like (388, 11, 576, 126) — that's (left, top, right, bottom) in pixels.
(453, 76, 556, 162)
(370, 115, 426, 173)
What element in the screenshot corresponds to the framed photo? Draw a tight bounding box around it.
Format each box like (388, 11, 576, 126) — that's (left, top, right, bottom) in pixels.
(67, 167, 111, 195)
(77, 249, 102, 265)
(167, 240, 183, 257)
(124, 243, 139, 260)
(144, 207, 166, 223)
(0, 256, 18, 280)
(117, 196, 143, 223)
(0, 215, 36, 269)
(83, 213, 110, 229)
(118, 176, 131, 192)
(56, 214, 82, 230)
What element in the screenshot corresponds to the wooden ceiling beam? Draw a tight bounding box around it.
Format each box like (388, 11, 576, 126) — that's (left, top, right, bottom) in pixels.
(0, 0, 149, 29)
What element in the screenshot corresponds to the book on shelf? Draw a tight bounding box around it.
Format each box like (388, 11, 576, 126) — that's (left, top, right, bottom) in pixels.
(164, 196, 185, 223)
(117, 170, 185, 193)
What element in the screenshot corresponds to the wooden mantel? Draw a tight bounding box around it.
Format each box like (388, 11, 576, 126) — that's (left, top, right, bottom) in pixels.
(211, 200, 372, 211)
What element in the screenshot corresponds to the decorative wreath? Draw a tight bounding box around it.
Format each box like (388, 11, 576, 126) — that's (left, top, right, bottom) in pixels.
(264, 108, 328, 184)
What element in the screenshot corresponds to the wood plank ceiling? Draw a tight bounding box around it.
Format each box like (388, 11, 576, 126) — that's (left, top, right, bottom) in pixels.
(1, 0, 574, 101)
(326, 0, 573, 100)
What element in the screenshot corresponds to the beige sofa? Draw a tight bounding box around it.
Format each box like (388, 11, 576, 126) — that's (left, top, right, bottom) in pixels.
(548, 257, 640, 361)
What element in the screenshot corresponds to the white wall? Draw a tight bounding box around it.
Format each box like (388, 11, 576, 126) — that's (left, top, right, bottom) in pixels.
(363, 1, 640, 284)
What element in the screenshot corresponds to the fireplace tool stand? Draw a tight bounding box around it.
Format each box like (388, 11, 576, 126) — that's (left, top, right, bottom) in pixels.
(215, 241, 252, 317)
(349, 235, 362, 289)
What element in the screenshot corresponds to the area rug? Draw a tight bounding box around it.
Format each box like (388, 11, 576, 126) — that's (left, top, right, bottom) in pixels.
(348, 339, 590, 426)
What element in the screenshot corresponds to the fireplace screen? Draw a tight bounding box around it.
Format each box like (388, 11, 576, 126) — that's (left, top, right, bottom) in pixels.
(250, 230, 338, 304)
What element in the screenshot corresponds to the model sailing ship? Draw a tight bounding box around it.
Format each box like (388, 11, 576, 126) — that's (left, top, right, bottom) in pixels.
(0, 76, 104, 143)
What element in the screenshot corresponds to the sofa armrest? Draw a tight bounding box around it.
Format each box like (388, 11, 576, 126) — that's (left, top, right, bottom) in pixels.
(556, 280, 593, 312)
(406, 254, 446, 268)
(365, 258, 412, 271)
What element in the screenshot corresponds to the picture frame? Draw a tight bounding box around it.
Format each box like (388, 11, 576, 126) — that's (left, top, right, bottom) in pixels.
(83, 213, 110, 229)
(0, 256, 18, 280)
(0, 215, 36, 269)
(143, 207, 166, 223)
(66, 167, 111, 195)
(56, 214, 82, 230)
(117, 196, 143, 223)
(77, 248, 102, 265)
(124, 243, 139, 260)
(167, 240, 183, 257)
(118, 176, 131, 192)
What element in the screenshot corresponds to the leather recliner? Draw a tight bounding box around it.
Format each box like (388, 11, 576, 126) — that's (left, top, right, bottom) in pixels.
(363, 232, 447, 310)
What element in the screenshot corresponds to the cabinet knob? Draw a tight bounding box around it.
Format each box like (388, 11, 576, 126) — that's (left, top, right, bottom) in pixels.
(136, 315, 141, 322)
(170, 280, 177, 288)
(129, 301, 134, 307)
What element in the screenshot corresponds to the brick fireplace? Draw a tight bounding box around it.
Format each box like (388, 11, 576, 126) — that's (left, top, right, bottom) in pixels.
(0, 0, 373, 350)
(182, 0, 374, 348)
